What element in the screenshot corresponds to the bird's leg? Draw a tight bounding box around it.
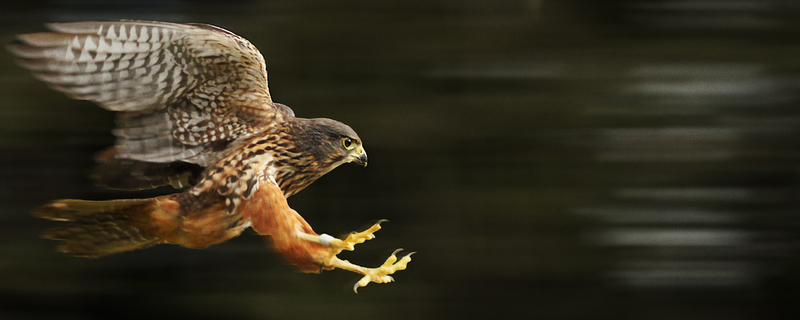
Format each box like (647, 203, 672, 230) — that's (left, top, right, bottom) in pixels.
(296, 220, 413, 292)
(295, 219, 386, 252)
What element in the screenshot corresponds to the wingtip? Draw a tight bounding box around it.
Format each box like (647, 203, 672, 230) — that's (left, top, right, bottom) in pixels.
(43, 22, 63, 31)
(5, 42, 24, 57)
(31, 200, 73, 221)
(44, 21, 101, 34)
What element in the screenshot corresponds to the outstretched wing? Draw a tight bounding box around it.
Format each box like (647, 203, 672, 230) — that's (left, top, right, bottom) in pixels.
(8, 20, 286, 168)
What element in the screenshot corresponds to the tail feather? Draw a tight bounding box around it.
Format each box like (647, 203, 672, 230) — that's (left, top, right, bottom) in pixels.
(33, 199, 164, 257)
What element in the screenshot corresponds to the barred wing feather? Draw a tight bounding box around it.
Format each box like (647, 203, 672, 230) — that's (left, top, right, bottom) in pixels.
(8, 20, 285, 166)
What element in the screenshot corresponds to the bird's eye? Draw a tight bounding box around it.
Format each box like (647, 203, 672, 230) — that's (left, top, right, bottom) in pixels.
(342, 137, 355, 150)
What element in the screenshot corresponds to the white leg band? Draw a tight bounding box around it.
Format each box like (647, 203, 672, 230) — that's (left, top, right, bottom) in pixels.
(319, 233, 335, 247)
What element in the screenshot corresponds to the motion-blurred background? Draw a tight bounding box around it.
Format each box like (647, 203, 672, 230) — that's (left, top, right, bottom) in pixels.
(2, 0, 800, 319)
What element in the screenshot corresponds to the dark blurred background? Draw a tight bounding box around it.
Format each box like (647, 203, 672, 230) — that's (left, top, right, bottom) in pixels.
(2, 0, 800, 319)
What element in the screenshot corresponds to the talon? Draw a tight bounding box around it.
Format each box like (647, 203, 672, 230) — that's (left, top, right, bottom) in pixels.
(321, 222, 413, 293)
(351, 249, 414, 293)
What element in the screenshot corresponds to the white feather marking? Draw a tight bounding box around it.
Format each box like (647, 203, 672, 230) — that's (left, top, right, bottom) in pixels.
(171, 65, 181, 86)
(120, 52, 135, 61)
(131, 59, 145, 69)
(150, 28, 160, 42)
(101, 61, 114, 72)
(97, 38, 110, 53)
(147, 54, 160, 67)
(119, 25, 127, 40)
(64, 47, 75, 60)
(128, 25, 137, 41)
(83, 36, 97, 51)
(106, 25, 116, 39)
(85, 62, 97, 73)
(123, 41, 138, 53)
(117, 60, 130, 70)
(78, 50, 92, 62)
(110, 40, 123, 53)
(138, 26, 149, 42)
(94, 52, 107, 62)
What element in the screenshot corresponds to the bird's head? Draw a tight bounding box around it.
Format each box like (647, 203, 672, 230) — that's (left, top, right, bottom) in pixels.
(294, 118, 368, 169)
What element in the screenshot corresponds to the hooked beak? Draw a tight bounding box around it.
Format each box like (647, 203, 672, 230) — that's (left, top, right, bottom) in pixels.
(351, 146, 368, 167)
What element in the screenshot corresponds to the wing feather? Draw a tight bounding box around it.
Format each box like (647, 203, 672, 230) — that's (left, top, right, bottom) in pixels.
(9, 20, 288, 170)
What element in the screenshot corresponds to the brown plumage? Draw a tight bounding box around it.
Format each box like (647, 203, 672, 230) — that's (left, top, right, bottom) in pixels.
(11, 20, 411, 291)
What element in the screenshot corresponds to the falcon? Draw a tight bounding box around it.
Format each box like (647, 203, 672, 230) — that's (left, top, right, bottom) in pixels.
(8, 20, 411, 292)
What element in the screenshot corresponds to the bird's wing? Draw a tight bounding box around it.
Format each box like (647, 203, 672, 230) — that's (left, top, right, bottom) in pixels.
(9, 20, 288, 167)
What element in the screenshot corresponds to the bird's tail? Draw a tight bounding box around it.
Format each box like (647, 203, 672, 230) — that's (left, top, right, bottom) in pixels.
(32, 198, 171, 257)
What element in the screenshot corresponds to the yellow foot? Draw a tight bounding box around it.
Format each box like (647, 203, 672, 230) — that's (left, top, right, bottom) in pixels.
(327, 248, 414, 293)
(328, 219, 387, 252)
(352, 249, 414, 293)
(297, 220, 413, 292)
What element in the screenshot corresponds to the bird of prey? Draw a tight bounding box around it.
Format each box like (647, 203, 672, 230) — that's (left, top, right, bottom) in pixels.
(8, 20, 411, 292)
